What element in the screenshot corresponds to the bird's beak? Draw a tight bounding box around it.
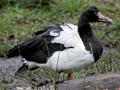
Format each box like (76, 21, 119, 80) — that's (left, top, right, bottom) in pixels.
(97, 12, 113, 24)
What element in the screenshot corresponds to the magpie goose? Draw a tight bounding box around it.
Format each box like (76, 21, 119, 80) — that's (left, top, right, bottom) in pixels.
(5, 6, 113, 82)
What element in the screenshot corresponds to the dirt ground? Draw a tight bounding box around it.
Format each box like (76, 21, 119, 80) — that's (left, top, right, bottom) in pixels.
(0, 46, 114, 89)
(0, 57, 22, 78)
(0, 57, 32, 89)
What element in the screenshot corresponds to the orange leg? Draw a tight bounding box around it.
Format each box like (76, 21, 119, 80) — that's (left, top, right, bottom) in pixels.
(66, 73, 71, 81)
(56, 73, 60, 82)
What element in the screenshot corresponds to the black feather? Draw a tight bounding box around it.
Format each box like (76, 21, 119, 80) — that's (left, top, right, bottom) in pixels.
(15, 63, 28, 76)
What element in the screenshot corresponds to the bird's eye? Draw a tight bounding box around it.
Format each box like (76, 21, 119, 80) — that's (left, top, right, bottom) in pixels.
(94, 12, 97, 15)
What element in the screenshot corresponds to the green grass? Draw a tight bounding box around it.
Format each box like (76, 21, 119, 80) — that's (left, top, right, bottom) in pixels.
(0, 0, 120, 89)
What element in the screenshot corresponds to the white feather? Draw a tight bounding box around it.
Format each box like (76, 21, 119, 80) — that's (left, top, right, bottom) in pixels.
(46, 46, 94, 73)
(50, 30, 59, 36)
(51, 23, 84, 48)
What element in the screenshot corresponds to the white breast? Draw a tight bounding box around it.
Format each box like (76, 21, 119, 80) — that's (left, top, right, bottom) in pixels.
(47, 46, 94, 73)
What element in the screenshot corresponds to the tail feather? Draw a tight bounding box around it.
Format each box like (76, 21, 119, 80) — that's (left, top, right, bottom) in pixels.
(15, 63, 39, 76)
(15, 63, 28, 76)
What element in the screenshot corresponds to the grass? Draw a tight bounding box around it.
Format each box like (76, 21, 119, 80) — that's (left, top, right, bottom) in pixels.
(0, 0, 120, 89)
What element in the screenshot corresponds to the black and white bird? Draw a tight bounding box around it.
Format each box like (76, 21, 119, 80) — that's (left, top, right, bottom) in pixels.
(5, 6, 113, 82)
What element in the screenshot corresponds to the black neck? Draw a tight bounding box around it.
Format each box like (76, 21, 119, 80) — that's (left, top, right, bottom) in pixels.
(78, 20, 94, 39)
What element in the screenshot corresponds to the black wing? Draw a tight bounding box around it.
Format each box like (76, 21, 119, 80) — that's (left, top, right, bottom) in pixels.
(6, 23, 68, 63)
(33, 24, 57, 36)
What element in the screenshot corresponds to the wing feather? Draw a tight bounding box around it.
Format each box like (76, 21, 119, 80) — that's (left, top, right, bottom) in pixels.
(6, 23, 72, 63)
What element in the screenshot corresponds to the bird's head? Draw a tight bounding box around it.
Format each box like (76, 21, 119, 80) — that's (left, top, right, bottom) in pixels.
(79, 6, 113, 24)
